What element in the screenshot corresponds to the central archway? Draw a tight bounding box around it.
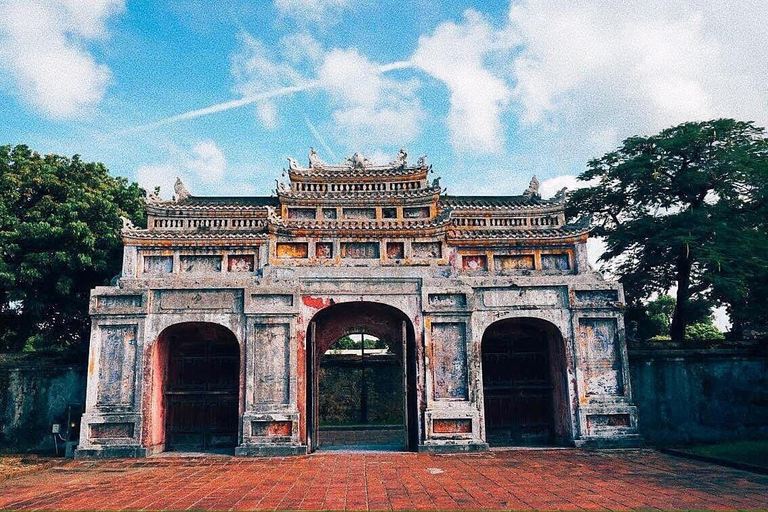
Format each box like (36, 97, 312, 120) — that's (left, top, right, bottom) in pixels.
(306, 302, 417, 452)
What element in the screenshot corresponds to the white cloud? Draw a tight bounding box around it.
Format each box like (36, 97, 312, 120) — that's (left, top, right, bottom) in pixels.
(412, 10, 516, 153)
(231, 32, 425, 151)
(0, 0, 123, 119)
(508, 0, 768, 138)
(319, 48, 425, 150)
(539, 174, 599, 199)
(185, 141, 227, 184)
(274, 0, 355, 23)
(136, 141, 229, 199)
(231, 31, 309, 131)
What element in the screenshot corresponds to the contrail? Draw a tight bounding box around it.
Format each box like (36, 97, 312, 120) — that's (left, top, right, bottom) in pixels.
(119, 82, 321, 134)
(305, 118, 339, 162)
(120, 61, 416, 133)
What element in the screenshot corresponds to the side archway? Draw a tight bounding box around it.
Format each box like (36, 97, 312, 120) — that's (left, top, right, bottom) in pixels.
(481, 317, 570, 446)
(145, 322, 242, 453)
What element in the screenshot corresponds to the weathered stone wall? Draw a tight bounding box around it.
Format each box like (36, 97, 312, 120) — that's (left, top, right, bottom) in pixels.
(0, 353, 87, 452)
(629, 340, 768, 444)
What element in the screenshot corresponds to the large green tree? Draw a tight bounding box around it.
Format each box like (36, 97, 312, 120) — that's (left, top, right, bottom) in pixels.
(567, 119, 768, 341)
(0, 145, 146, 352)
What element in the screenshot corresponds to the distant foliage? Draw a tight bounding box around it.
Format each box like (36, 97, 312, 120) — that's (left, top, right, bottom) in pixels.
(568, 119, 768, 341)
(685, 322, 725, 341)
(0, 145, 146, 352)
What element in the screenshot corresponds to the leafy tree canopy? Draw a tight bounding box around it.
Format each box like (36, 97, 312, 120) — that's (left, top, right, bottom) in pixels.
(0, 145, 146, 352)
(567, 119, 768, 341)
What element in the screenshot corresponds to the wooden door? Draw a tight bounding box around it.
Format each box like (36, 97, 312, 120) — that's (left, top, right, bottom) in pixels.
(166, 334, 239, 451)
(482, 328, 553, 445)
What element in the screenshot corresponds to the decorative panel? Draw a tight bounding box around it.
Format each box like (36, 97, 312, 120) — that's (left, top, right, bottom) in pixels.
(433, 418, 472, 433)
(587, 414, 630, 428)
(495, 254, 535, 270)
(316, 242, 333, 258)
(386, 242, 405, 259)
(251, 294, 293, 307)
(462, 254, 487, 270)
(276, 242, 309, 259)
(428, 294, 467, 307)
(160, 290, 236, 311)
(541, 253, 571, 270)
(180, 255, 222, 273)
(412, 242, 441, 258)
(382, 207, 397, 219)
(482, 288, 561, 308)
(97, 295, 142, 308)
(403, 206, 430, 218)
(143, 255, 172, 274)
(253, 323, 290, 404)
(251, 420, 292, 436)
(322, 208, 337, 220)
(228, 254, 255, 272)
(431, 323, 468, 400)
(343, 207, 376, 219)
(341, 242, 380, 259)
(287, 207, 316, 220)
(90, 422, 135, 439)
(578, 318, 624, 396)
(575, 290, 619, 305)
(97, 325, 137, 407)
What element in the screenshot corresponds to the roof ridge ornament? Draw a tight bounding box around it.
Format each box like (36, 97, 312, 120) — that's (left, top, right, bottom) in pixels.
(553, 187, 568, 202)
(390, 148, 407, 167)
(523, 175, 540, 199)
(417, 155, 427, 168)
(145, 188, 163, 205)
(173, 177, 190, 203)
(346, 152, 369, 169)
(120, 215, 135, 231)
(308, 147, 325, 168)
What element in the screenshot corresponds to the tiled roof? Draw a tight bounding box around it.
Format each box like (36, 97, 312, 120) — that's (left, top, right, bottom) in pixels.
(448, 225, 590, 240)
(176, 196, 279, 207)
(440, 195, 558, 208)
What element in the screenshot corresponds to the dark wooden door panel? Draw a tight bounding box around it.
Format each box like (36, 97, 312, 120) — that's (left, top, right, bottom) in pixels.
(166, 330, 239, 452)
(483, 327, 554, 445)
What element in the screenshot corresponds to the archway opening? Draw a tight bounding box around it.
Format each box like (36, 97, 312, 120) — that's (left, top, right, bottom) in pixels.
(154, 322, 241, 454)
(319, 333, 404, 449)
(481, 318, 569, 446)
(306, 301, 417, 452)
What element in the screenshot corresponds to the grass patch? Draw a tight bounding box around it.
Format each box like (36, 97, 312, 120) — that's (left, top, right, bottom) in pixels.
(684, 440, 768, 469)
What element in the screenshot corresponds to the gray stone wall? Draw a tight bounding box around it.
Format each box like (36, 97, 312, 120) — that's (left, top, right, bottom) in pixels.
(0, 354, 86, 452)
(629, 341, 768, 444)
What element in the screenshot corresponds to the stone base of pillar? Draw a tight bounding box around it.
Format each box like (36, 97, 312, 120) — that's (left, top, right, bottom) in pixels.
(74, 445, 148, 459)
(573, 434, 644, 449)
(235, 444, 307, 456)
(416, 442, 489, 453)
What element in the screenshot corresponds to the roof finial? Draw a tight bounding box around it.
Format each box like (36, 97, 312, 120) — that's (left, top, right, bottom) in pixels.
(308, 147, 324, 168)
(173, 177, 190, 203)
(390, 148, 407, 167)
(523, 175, 540, 198)
(120, 215, 135, 231)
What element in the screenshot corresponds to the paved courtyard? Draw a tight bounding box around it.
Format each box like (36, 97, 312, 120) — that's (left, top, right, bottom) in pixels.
(1, 449, 767, 510)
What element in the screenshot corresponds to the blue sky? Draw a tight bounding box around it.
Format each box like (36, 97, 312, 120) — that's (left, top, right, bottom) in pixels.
(1, 0, 767, 202)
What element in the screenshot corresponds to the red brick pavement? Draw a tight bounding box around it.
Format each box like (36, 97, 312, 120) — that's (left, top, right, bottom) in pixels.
(1, 449, 766, 510)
